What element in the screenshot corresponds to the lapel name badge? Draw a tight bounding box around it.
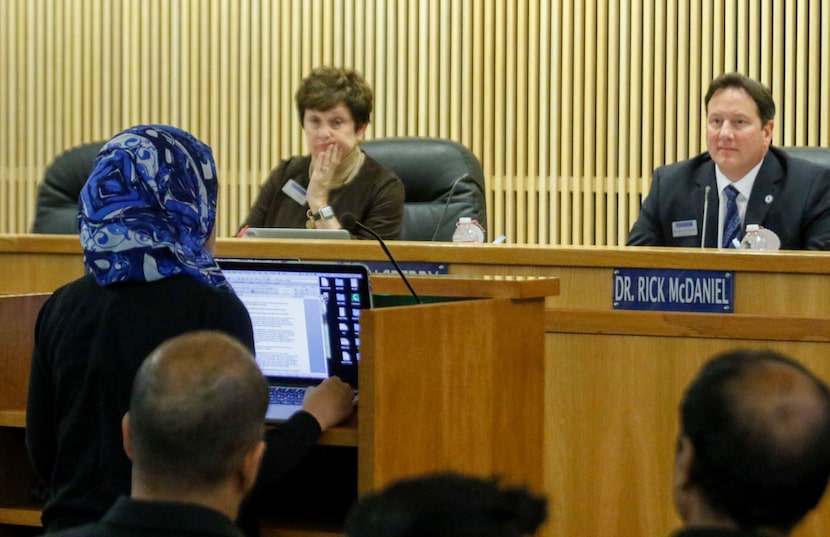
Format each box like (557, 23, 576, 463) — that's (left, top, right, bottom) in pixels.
(672, 219, 698, 238)
(282, 179, 308, 206)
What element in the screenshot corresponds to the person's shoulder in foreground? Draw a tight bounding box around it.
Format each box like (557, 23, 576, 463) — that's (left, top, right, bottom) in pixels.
(671, 348, 830, 537)
(344, 471, 548, 537)
(48, 331, 268, 537)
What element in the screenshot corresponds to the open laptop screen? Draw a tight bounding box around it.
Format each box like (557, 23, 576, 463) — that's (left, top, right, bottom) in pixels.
(218, 258, 370, 388)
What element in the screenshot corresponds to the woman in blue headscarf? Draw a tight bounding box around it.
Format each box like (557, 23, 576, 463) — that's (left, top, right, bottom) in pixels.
(78, 125, 226, 287)
(26, 125, 354, 536)
(25, 125, 254, 532)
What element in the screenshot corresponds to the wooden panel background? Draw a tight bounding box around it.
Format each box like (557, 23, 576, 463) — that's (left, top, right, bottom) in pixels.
(1, 0, 830, 244)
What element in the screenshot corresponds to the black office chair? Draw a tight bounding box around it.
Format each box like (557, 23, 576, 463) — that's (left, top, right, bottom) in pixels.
(783, 146, 830, 169)
(31, 141, 105, 234)
(361, 137, 487, 241)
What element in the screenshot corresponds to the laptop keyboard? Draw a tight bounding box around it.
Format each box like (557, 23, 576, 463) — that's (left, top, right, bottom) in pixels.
(269, 386, 306, 406)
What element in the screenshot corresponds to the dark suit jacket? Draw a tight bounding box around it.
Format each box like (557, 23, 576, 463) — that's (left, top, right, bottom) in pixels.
(627, 147, 830, 250)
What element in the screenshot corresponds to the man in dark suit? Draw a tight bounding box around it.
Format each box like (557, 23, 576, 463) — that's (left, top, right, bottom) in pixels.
(627, 73, 830, 250)
(672, 349, 830, 537)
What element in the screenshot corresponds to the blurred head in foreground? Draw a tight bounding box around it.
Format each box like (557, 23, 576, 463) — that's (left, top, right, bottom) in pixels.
(674, 348, 830, 535)
(344, 472, 547, 537)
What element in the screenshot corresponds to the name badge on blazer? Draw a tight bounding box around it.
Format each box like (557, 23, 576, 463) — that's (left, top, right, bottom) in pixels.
(672, 220, 698, 238)
(282, 179, 307, 206)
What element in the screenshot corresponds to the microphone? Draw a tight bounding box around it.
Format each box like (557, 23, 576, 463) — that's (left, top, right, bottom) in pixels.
(701, 185, 711, 248)
(340, 213, 422, 304)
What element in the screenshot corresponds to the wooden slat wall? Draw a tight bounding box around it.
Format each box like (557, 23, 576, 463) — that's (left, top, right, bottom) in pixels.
(1, 0, 829, 243)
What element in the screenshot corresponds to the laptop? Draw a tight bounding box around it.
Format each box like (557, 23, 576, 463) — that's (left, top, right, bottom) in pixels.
(242, 227, 352, 240)
(218, 258, 371, 422)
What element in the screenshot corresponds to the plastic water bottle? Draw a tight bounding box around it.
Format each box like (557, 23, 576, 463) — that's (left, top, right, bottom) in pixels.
(740, 224, 767, 250)
(452, 217, 485, 243)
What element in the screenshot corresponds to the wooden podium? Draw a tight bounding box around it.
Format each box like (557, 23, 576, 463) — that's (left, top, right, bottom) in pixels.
(359, 275, 557, 493)
(0, 275, 558, 537)
(0, 293, 50, 529)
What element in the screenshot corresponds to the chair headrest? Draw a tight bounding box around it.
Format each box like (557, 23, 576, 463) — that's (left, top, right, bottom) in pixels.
(782, 146, 830, 169)
(362, 137, 485, 200)
(361, 137, 487, 241)
(31, 141, 105, 234)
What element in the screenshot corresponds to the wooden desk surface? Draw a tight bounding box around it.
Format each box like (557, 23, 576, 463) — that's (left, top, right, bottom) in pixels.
(5, 234, 830, 316)
(5, 233, 830, 273)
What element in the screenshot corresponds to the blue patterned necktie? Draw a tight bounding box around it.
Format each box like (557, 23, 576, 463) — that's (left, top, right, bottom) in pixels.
(722, 185, 742, 248)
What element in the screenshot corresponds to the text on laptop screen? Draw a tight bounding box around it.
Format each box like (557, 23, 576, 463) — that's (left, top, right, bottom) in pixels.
(221, 263, 367, 386)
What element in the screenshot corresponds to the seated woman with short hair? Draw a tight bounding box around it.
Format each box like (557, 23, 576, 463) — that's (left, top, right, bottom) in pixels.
(242, 66, 405, 239)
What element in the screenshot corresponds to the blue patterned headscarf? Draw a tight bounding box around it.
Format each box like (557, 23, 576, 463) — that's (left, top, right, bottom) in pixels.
(79, 125, 228, 289)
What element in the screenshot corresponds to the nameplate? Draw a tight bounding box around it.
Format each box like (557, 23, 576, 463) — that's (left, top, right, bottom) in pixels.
(363, 261, 449, 275)
(612, 268, 733, 313)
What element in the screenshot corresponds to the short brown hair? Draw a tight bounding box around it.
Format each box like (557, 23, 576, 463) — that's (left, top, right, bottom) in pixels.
(295, 66, 374, 129)
(705, 72, 776, 125)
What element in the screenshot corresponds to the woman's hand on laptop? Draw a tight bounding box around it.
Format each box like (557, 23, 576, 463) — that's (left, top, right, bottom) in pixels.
(301, 376, 355, 430)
